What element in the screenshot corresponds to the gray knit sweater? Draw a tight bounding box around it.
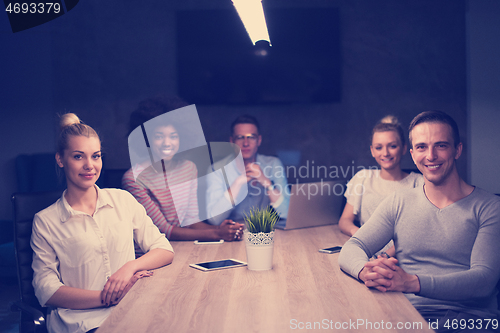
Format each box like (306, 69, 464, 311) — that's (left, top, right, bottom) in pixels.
(338, 186, 500, 318)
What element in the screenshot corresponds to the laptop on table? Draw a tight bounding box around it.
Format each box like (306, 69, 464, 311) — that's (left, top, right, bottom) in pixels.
(277, 180, 346, 230)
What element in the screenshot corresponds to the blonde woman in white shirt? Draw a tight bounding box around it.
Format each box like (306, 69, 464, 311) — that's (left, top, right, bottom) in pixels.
(30, 113, 174, 333)
(338, 116, 423, 257)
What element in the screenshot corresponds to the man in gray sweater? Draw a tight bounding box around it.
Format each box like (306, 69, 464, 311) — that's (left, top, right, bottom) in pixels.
(338, 111, 500, 332)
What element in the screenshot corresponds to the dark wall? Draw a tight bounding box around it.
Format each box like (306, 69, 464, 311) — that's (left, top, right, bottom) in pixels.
(468, 0, 500, 194)
(0, 0, 468, 220)
(194, 0, 467, 181)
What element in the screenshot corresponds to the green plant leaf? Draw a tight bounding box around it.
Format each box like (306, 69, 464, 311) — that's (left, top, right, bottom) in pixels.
(243, 206, 280, 233)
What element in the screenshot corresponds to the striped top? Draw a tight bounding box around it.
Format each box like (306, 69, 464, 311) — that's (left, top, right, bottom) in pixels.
(122, 159, 200, 240)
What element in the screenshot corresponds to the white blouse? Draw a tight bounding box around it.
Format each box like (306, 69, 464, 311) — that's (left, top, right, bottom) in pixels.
(31, 186, 173, 333)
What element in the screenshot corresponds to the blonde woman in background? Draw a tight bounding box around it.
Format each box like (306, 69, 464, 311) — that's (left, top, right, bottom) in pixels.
(338, 115, 423, 257)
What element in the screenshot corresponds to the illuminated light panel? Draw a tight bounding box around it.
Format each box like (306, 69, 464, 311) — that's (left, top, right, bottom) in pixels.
(232, 0, 271, 45)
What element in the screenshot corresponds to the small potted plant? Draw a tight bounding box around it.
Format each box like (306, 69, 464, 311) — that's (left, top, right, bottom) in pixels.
(243, 206, 280, 271)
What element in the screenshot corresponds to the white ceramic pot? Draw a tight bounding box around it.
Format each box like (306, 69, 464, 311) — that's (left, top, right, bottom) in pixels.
(244, 230, 275, 271)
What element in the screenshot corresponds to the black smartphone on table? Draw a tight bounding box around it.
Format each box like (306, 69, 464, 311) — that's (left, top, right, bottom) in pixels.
(318, 246, 342, 254)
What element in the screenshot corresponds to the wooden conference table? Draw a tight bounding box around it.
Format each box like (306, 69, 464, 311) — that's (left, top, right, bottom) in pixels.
(97, 225, 432, 332)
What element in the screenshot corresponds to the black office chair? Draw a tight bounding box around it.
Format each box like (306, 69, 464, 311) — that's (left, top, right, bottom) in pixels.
(11, 191, 63, 333)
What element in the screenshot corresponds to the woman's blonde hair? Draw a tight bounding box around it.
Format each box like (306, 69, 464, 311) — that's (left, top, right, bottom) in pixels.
(57, 113, 99, 155)
(371, 115, 405, 146)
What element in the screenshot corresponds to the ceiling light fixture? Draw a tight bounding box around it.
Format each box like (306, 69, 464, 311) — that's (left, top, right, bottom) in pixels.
(231, 0, 271, 46)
